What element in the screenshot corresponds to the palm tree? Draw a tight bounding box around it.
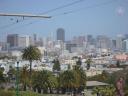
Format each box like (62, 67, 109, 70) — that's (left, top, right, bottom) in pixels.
(76, 57, 82, 66)
(20, 65, 29, 91)
(59, 70, 77, 93)
(32, 70, 58, 93)
(85, 58, 92, 70)
(73, 65, 86, 93)
(52, 58, 60, 72)
(22, 46, 41, 78)
(0, 68, 5, 84)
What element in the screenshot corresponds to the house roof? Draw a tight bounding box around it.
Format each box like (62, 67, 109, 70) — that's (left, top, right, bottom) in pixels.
(86, 81, 109, 87)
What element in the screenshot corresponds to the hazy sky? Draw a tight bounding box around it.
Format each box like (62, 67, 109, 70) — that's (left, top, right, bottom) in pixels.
(0, 0, 128, 41)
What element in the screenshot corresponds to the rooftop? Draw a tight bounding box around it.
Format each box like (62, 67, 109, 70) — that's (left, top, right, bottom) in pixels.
(86, 81, 109, 87)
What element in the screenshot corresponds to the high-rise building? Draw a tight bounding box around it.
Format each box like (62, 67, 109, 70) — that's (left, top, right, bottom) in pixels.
(7, 34, 19, 48)
(33, 34, 37, 46)
(116, 35, 123, 51)
(18, 35, 30, 48)
(0, 41, 8, 51)
(72, 36, 85, 47)
(87, 35, 96, 45)
(122, 39, 128, 52)
(56, 28, 65, 42)
(111, 39, 116, 50)
(124, 34, 128, 39)
(96, 35, 111, 49)
(87, 35, 93, 44)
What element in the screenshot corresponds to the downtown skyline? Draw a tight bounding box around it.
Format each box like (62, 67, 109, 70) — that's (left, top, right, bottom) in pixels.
(0, 0, 128, 41)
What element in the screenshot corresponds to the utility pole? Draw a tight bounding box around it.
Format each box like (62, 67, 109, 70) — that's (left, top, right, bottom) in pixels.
(0, 13, 51, 18)
(16, 61, 19, 96)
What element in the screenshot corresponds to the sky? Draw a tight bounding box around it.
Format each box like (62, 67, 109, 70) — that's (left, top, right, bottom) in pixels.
(0, 0, 128, 41)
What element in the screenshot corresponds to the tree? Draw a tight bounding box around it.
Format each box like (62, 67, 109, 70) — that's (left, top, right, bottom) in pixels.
(68, 64, 71, 70)
(7, 66, 16, 83)
(76, 57, 82, 66)
(92, 85, 116, 96)
(92, 87, 100, 96)
(116, 60, 120, 67)
(52, 59, 60, 72)
(59, 67, 86, 94)
(32, 70, 58, 93)
(22, 46, 41, 78)
(85, 58, 92, 70)
(59, 70, 77, 93)
(0, 68, 5, 84)
(73, 65, 86, 93)
(20, 65, 29, 91)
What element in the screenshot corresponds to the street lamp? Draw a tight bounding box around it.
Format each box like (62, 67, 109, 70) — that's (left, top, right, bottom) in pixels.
(16, 61, 19, 96)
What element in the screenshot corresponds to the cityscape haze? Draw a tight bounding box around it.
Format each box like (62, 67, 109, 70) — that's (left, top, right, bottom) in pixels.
(0, 0, 128, 41)
(0, 0, 128, 96)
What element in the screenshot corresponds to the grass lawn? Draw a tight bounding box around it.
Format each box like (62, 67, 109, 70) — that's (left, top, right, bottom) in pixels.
(0, 90, 70, 96)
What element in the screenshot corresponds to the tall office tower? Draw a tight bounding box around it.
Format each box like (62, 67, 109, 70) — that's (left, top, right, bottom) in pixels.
(111, 39, 116, 50)
(87, 35, 95, 45)
(0, 41, 8, 51)
(18, 35, 30, 48)
(122, 39, 128, 52)
(7, 34, 19, 48)
(124, 34, 128, 39)
(38, 37, 43, 47)
(72, 36, 85, 46)
(87, 35, 92, 43)
(116, 35, 123, 51)
(56, 28, 65, 42)
(96, 35, 111, 49)
(33, 33, 37, 45)
(29, 36, 34, 46)
(78, 36, 86, 46)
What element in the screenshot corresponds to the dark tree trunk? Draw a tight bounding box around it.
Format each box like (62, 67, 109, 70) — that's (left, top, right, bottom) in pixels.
(43, 88, 48, 94)
(29, 60, 32, 79)
(57, 88, 60, 94)
(49, 87, 53, 94)
(38, 87, 41, 93)
(23, 84, 26, 91)
(61, 87, 66, 94)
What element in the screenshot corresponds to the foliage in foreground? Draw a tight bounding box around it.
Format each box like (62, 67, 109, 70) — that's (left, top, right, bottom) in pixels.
(92, 85, 116, 96)
(0, 90, 44, 96)
(0, 90, 71, 96)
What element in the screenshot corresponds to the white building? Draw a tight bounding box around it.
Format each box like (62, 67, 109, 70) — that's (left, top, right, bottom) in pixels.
(116, 35, 123, 51)
(18, 35, 30, 48)
(123, 39, 128, 52)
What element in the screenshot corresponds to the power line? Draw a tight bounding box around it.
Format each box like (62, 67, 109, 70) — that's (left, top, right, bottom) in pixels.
(38, 0, 85, 15)
(53, 0, 117, 17)
(0, 0, 117, 33)
(10, 0, 117, 29)
(0, 0, 84, 30)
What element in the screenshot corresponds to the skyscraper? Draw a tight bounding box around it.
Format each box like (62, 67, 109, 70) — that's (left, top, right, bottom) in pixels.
(7, 34, 19, 48)
(116, 35, 123, 51)
(56, 28, 65, 42)
(18, 35, 30, 48)
(33, 33, 37, 46)
(87, 35, 95, 45)
(96, 35, 111, 49)
(122, 39, 128, 52)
